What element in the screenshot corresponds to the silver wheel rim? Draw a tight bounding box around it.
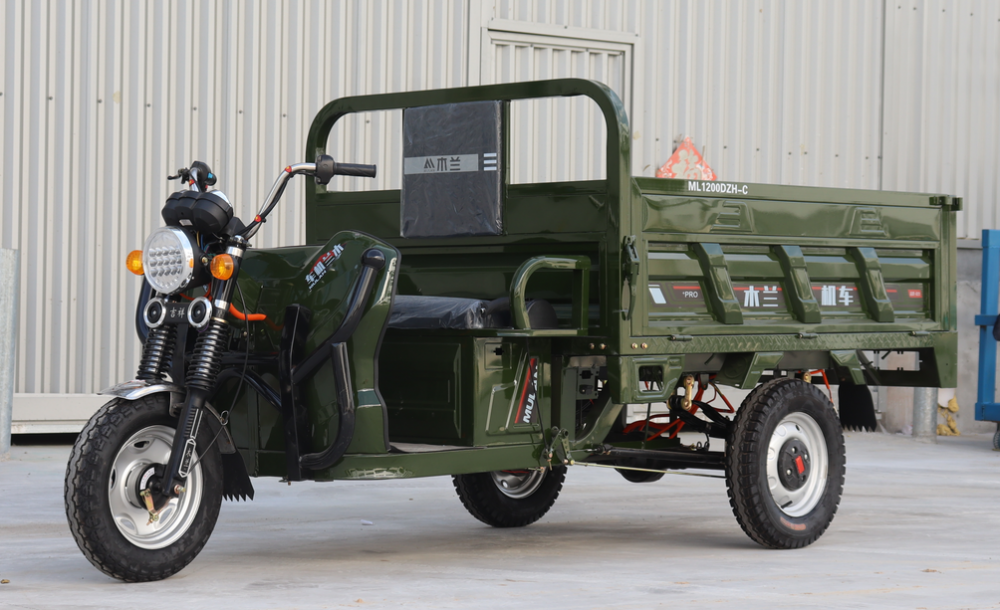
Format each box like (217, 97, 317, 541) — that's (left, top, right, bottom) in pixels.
(766, 412, 828, 517)
(491, 470, 545, 499)
(107, 425, 203, 549)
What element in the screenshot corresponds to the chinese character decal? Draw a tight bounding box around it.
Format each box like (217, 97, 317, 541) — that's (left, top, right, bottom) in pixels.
(735, 285, 785, 311)
(812, 284, 862, 311)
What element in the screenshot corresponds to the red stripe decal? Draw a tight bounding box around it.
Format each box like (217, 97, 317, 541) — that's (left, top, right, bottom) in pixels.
(514, 358, 536, 423)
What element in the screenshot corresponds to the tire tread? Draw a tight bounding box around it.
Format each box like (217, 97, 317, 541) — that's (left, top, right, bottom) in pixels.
(725, 378, 846, 549)
(64, 395, 222, 582)
(453, 468, 565, 528)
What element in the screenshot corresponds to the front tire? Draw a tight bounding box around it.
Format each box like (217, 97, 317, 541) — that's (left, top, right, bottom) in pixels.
(65, 394, 223, 581)
(453, 467, 566, 527)
(726, 378, 845, 549)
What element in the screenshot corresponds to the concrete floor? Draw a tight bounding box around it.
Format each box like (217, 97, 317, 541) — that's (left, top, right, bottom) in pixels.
(1, 432, 998, 610)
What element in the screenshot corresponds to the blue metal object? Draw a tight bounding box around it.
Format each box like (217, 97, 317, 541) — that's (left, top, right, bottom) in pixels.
(975, 229, 1000, 422)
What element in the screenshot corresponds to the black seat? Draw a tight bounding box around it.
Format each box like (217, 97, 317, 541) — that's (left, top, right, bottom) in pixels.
(387, 296, 558, 330)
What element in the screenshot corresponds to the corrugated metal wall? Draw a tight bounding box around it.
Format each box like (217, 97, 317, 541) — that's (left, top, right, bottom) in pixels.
(636, 0, 885, 189)
(1, 0, 469, 394)
(881, 0, 1000, 240)
(491, 0, 885, 189)
(2, 0, 998, 399)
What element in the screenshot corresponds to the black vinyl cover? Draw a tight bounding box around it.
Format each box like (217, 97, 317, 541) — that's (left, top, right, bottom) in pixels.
(389, 296, 497, 330)
(387, 295, 559, 330)
(400, 100, 503, 238)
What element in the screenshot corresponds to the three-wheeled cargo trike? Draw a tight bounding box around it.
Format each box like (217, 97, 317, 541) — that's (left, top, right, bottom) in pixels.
(64, 79, 960, 581)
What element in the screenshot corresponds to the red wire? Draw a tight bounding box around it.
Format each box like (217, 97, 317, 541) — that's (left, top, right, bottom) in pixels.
(179, 290, 266, 322)
(228, 303, 266, 321)
(711, 383, 735, 413)
(622, 413, 672, 435)
(808, 369, 833, 400)
(626, 377, 736, 440)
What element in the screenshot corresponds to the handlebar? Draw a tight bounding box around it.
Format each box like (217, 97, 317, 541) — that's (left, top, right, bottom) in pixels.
(190, 161, 218, 190)
(238, 154, 377, 240)
(168, 160, 217, 192)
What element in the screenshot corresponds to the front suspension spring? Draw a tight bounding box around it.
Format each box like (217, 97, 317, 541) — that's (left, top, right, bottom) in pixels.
(136, 325, 177, 381)
(186, 320, 230, 391)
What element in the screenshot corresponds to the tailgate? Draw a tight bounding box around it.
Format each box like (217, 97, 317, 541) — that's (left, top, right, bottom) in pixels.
(632, 178, 958, 339)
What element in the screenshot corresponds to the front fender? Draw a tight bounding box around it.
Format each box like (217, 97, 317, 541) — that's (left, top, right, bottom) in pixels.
(100, 379, 184, 401)
(98, 381, 236, 455)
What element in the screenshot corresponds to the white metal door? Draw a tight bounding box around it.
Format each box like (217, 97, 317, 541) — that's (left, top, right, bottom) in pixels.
(480, 20, 640, 183)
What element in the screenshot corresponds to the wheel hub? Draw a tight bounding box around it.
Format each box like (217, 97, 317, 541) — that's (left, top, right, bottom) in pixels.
(108, 425, 203, 549)
(132, 464, 168, 510)
(765, 412, 829, 517)
(776, 439, 810, 491)
(491, 469, 545, 499)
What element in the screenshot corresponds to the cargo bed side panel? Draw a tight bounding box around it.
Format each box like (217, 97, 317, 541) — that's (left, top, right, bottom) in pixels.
(635, 187, 950, 338)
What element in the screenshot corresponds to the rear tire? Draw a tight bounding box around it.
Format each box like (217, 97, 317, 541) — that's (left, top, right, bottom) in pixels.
(453, 467, 566, 527)
(65, 394, 223, 582)
(726, 378, 845, 549)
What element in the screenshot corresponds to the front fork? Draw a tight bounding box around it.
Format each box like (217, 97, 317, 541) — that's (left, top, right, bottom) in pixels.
(159, 235, 248, 499)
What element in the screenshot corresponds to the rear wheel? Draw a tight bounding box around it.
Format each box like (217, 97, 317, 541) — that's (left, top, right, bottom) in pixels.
(65, 394, 223, 581)
(453, 467, 566, 527)
(726, 378, 845, 549)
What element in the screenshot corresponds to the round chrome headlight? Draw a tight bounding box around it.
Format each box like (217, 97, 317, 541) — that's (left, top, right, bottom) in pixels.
(142, 227, 196, 295)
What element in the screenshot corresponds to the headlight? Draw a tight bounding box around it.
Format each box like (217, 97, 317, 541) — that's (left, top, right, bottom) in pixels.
(142, 227, 196, 295)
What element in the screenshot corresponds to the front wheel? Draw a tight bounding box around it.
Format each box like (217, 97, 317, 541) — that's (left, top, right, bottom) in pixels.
(725, 378, 845, 549)
(64, 394, 223, 581)
(453, 467, 566, 527)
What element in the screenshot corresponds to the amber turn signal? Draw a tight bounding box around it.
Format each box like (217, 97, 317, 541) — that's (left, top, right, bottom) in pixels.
(210, 254, 234, 280)
(126, 250, 144, 275)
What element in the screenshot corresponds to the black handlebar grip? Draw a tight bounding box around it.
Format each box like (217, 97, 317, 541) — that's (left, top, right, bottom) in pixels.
(314, 155, 376, 183)
(334, 162, 377, 178)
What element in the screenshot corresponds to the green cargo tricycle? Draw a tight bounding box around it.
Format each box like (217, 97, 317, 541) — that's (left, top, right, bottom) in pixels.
(64, 79, 960, 581)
